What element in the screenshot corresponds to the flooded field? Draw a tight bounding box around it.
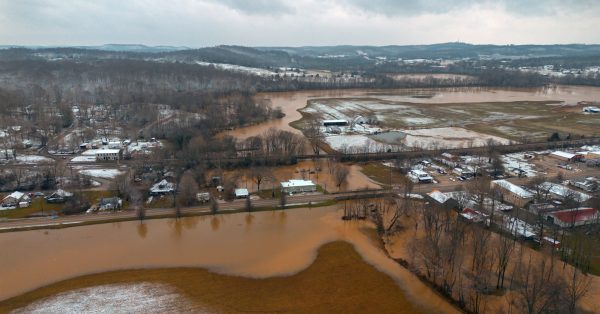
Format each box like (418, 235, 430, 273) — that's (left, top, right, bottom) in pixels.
(0, 206, 457, 313)
(222, 85, 600, 147)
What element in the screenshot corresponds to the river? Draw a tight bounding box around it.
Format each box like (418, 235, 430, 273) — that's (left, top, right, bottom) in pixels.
(0, 206, 458, 313)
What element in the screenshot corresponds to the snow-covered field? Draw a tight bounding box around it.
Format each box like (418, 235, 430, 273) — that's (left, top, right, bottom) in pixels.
(15, 155, 54, 164)
(302, 99, 411, 121)
(325, 135, 397, 153)
(403, 127, 511, 149)
(79, 169, 124, 179)
(196, 61, 276, 77)
(12, 283, 196, 314)
(324, 127, 510, 152)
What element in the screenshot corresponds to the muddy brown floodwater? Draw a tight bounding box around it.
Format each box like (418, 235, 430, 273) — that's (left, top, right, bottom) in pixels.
(0, 206, 458, 313)
(221, 85, 600, 141)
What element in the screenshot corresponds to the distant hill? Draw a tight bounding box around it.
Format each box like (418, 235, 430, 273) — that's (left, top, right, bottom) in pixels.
(1, 43, 600, 70)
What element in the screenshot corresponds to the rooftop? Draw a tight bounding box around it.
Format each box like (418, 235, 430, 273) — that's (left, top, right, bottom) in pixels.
(493, 180, 534, 198)
(551, 151, 576, 159)
(281, 179, 316, 188)
(549, 208, 598, 224)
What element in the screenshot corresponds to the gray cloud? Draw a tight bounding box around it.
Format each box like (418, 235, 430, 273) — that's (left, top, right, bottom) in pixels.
(215, 0, 294, 14)
(0, 0, 598, 46)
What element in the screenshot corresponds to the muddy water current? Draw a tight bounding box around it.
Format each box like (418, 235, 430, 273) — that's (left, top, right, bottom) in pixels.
(0, 206, 458, 313)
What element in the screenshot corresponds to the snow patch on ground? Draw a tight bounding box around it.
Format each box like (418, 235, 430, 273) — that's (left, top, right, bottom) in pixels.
(403, 127, 510, 149)
(79, 169, 124, 179)
(402, 117, 435, 125)
(325, 135, 396, 153)
(15, 155, 54, 164)
(12, 283, 197, 314)
(71, 155, 97, 163)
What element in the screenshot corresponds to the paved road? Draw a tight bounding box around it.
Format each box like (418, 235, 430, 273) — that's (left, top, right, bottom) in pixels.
(0, 190, 387, 232)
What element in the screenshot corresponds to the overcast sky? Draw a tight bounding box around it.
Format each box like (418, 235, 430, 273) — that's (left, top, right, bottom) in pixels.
(1, 0, 599, 47)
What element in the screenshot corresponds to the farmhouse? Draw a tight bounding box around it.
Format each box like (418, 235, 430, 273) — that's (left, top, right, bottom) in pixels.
(322, 119, 348, 127)
(150, 179, 176, 195)
(545, 208, 599, 228)
(95, 149, 122, 161)
(281, 179, 317, 194)
(491, 180, 534, 208)
(1, 191, 30, 208)
(352, 115, 368, 125)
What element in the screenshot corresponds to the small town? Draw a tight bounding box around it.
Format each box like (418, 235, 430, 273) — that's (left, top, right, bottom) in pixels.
(2, 1, 600, 313)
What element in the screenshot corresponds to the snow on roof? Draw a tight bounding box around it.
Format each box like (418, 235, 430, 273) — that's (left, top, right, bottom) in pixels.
(505, 217, 536, 238)
(493, 180, 534, 199)
(322, 119, 348, 123)
(548, 208, 599, 224)
(3, 191, 26, 201)
(150, 179, 175, 193)
(428, 190, 450, 204)
(52, 189, 73, 198)
(235, 188, 249, 196)
(540, 182, 591, 202)
(281, 179, 316, 188)
(551, 151, 576, 159)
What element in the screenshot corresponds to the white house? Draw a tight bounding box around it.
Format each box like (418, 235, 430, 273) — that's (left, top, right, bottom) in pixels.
(95, 149, 122, 161)
(281, 179, 317, 194)
(235, 188, 249, 199)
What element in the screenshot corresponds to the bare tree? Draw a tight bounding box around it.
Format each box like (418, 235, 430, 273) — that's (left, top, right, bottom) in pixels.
(332, 163, 350, 191)
(210, 196, 219, 214)
(136, 207, 146, 222)
(250, 166, 271, 191)
(177, 173, 199, 207)
(279, 191, 287, 208)
(245, 196, 253, 212)
(563, 266, 592, 314)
